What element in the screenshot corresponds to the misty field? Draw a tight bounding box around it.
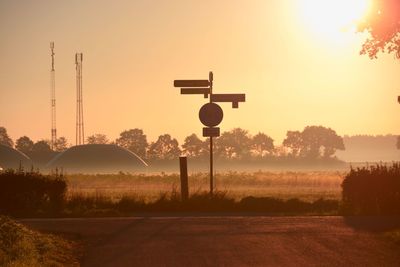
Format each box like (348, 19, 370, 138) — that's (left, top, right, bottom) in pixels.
(66, 171, 344, 202)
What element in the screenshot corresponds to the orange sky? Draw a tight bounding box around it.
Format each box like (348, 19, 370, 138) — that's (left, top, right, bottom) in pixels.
(1, 0, 399, 146)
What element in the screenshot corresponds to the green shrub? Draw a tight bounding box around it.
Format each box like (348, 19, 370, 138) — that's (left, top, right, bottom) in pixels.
(342, 164, 400, 215)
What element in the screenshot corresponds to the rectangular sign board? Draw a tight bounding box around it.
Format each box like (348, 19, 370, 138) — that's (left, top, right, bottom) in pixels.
(174, 80, 210, 88)
(181, 88, 210, 98)
(211, 94, 245, 103)
(203, 127, 220, 137)
(211, 93, 246, 108)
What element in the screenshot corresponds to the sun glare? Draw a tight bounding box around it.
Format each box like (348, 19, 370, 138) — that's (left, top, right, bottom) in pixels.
(300, 0, 371, 42)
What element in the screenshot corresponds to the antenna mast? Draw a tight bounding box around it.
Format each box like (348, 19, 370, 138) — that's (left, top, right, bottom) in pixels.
(75, 53, 84, 145)
(50, 42, 57, 150)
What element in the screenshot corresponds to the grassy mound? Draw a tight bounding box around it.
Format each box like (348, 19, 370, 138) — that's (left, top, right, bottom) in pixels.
(0, 216, 79, 266)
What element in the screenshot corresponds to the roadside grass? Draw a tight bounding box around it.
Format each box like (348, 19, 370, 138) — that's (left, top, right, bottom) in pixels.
(0, 216, 79, 266)
(384, 229, 400, 245)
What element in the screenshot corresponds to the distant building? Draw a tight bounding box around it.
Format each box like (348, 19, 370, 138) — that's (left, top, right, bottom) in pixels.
(46, 144, 148, 173)
(0, 144, 32, 170)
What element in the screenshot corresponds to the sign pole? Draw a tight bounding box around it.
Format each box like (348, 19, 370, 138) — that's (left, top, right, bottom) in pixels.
(209, 71, 214, 195)
(174, 71, 245, 196)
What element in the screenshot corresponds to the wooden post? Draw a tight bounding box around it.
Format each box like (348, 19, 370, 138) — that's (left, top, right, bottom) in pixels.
(179, 156, 189, 201)
(210, 136, 213, 195)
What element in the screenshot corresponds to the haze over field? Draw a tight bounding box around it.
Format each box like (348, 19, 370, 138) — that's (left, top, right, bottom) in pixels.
(1, 0, 399, 145)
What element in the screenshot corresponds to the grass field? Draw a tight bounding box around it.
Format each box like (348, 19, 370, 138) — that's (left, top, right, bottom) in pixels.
(66, 171, 344, 202)
(0, 216, 79, 266)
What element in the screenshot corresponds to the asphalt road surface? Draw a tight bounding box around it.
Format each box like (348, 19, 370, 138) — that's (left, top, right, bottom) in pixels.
(21, 216, 400, 267)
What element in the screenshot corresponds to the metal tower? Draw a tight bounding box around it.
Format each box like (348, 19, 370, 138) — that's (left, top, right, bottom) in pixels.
(50, 42, 57, 150)
(75, 53, 84, 145)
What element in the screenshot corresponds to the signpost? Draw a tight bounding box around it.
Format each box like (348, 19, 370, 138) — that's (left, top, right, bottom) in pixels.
(174, 71, 246, 194)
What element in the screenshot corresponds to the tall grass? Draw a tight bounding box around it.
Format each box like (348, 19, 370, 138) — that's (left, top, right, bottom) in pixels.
(0, 216, 79, 266)
(66, 171, 343, 202)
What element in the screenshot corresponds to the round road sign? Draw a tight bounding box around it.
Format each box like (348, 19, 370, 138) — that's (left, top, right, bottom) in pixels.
(199, 103, 223, 127)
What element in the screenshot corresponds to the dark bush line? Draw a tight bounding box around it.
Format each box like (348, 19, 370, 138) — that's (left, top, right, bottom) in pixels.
(64, 192, 339, 216)
(0, 169, 67, 216)
(342, 163, 400, 215)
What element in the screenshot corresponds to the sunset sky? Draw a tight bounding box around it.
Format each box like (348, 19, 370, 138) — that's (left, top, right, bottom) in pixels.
(1, 0, 399, 146)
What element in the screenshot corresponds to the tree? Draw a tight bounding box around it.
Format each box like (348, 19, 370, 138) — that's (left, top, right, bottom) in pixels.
(282, 131, 303, 157)
(397, 135, 400, 149)
(0, 127, 13, 147)
(30, 140, 55, 165)
(147, 134, 181, 160)
(115, 129, 148, 159)
(182, 134, 207, 158)
(283, 126, 345, 159)
(250, 132, 274, 157)
(358, 0, 400, 58)
(214, 128, 251, 159)
(53, 137, 69, 152)
(302, 126, 345, 158)
(86, 134, 109, 145)
(15, 136, 34, 155)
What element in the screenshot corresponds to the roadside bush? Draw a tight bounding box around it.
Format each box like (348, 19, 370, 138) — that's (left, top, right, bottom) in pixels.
(342, 164, 400, 215)
(0, 170, 67, 216)
(0, 216, 78, 266)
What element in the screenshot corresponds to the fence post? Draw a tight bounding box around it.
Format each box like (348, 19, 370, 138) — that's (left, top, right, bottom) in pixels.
(179, 156, 189, 201)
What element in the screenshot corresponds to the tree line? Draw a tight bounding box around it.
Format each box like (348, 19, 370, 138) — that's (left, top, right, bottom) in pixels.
(0, 125, 345, 163)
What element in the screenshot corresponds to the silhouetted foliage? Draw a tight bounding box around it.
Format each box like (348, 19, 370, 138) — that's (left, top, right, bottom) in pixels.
(250, 132, 274, 157)
(0, 127, 13, 147)
(148, 134, 181, 161)
(182, 133, 207, 158)
(358, 0, 400, 59)
(66, 191, 338, 215)
(283, 131, 302, 157)
(283, 126, 344, 159)
(29, 140, 56, 166)
(53, 137, 69, 152)
(15, 136, 34, 155)
(0, 169, 67, 216)
(116, 129, 148, 159)
(397, 136, 400, 149)
(215, 128, 252, 159)
(342, 164, 400, 215)
(86, 133, 109, 145)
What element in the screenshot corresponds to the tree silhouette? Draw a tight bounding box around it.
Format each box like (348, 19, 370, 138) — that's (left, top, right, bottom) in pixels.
(302, 126, 345, 158)
(397, 136, 400, 149)
(283, 126, 345, 159)
(15, 136, 34, 155)
(215, 128, 251, 159)
(358, 0, 400, 58)
(87, 134, 109, 145)
(250, 132, 274, 157)
(148, 134, 181, 160)
(182, 134, 207, 158)
(30, 140, 55, 165)
(116, 129, 148, 159)
(53, 137, 69, 152)
(0, 127, 13, 147)
(283, 131, 303, 157)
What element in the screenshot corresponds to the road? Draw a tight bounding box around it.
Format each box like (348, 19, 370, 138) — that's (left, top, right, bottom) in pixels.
(21, 216, 400, 267)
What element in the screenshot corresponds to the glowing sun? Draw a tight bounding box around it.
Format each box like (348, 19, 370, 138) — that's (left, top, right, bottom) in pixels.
(300, 0, 371, 42)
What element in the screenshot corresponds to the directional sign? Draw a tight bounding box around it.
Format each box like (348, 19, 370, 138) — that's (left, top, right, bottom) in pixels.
(181, 88, 210, 98)
(199, 103, 223, 127)
(174, 80, 210, 88)
(211, 94, 246, 108)
(174, 71, 245, 195)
